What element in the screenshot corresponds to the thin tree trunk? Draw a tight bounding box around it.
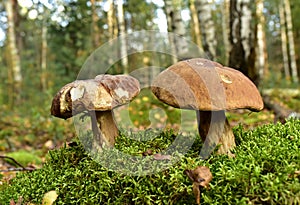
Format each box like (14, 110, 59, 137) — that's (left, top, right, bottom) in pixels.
(164, 0, 189, 61)
(279, 2, 290, 80)
(116, 0, 129, 74)
(41, 20, 47, 91)
(256, 0, 268, 81)
(91, 0, 100, 48)
(189, 0, 203, 49)
(107, 0, 115, 40)
(284, 0, 298, 83)
(221, 0, 231, 64)
(229, 0, 257, 84)
(194, 0, 217, 60)
(5, 0, 22, 106)
(107, 0, 115, 68)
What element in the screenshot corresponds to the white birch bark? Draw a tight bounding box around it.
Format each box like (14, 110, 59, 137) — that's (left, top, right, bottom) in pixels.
(5, 0, 22, 84)
(164, 0, 189, 61)
(117, 0, 129, 73)
(240, 0, 252, 62)
(256, 0, 268, 80)
(229, 0, 257, 83)
(279, 2, 290, 80)
(283, 0, 298, 83)
(195, 0, 217, 60)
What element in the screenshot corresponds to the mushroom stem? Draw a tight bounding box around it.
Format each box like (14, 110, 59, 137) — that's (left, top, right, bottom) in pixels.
(192, 183, 201, 205)
(90, 110, 118, 149)
(196, 110, 236, 157)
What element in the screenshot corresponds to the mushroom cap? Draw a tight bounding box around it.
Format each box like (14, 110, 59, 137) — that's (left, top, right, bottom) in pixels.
(51, 74, 140, 119)
(151, 58, 263, 111)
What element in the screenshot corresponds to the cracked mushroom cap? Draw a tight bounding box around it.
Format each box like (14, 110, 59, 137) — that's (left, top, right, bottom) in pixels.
(51, 74, 140, 119)
(151, 58, 263, 111)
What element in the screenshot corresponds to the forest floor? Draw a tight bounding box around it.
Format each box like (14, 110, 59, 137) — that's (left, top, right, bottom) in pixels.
(0, 88, 299, 185)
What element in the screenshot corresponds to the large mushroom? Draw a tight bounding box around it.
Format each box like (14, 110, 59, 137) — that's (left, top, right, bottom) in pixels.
(151, 58, 263, 157)
(51, 74, 140, 149)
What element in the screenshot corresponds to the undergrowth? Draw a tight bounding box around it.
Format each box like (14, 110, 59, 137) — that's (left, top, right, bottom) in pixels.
(0, 120, 300, 204)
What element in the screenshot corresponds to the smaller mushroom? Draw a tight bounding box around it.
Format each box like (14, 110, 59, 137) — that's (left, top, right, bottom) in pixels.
(51, 74, 140, 149)
(185, 166, 213, 205)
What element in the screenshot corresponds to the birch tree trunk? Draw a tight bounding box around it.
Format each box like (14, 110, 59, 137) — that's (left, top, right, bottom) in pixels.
(107, 0, 116, 67)
(222, 0, 231, 64)
(279, 2, 290, 80)
(117, 0, 129, 74)
(189, 0, 203, 49)
(107, 0, 116, 40)
(283, 0, 298, 83)
(91, 0, 100, 48)
(41, 19, 48, 91)
(256, 0, 268, 81)
(5, 0, 22, 105)
(229, 0, 257, 84)
(164, 0, 189, 62)
(194, 0, 217, 60)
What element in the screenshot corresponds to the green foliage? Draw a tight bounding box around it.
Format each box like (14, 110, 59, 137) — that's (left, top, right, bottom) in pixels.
(1, 120, 300, 204)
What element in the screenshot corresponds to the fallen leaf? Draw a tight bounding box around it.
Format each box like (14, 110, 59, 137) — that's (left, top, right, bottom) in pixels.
(42, 190, 58, 205)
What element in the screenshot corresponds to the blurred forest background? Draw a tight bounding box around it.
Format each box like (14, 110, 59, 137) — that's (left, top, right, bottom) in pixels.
(0, 0, 300, 154)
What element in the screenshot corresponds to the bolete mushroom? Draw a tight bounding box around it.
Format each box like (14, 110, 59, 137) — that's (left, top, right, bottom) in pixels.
(51, 74, 140, 149)
(151, 58, 263, 157)
(185, 166, 213, 205)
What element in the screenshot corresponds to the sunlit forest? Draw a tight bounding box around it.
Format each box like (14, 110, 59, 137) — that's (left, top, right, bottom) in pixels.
(0, 0, 300, 204)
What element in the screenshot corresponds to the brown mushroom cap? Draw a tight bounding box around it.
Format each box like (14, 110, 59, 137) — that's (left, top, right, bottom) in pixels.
(151, 58, 263, 111)
(51, 74, 140, 119)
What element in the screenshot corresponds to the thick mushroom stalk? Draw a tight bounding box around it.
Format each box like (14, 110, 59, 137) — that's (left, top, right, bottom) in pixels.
(151, 58, 263, 157)
(197, 111, 236, 157)
(51, 74, 140, 149)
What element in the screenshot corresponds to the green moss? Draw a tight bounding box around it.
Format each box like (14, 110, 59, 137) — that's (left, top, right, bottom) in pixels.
(1, 120, 300, 204)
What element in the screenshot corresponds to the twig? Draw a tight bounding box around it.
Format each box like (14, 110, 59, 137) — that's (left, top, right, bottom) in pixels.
(0, 155, 35, 172)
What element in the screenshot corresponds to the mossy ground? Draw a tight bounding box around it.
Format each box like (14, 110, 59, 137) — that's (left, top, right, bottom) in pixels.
(0, 120, 300, 204)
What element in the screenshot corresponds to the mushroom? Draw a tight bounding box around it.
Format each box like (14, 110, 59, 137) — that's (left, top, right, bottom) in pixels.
(185, 166, 213, 205)
(51, 74, 140, 149)
(151, 58, 263, 157)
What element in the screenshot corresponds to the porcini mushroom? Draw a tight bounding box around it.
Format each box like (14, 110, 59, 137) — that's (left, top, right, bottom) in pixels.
(151, 58, 263, 157)
(185, 166, 213, 205)
(51, 74, 140, 149)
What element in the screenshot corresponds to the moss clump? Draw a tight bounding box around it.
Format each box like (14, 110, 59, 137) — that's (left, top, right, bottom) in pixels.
(1, 120, 300, 204)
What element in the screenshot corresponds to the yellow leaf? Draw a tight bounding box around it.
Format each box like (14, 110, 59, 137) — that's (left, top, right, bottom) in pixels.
(42, 190, 58, 205)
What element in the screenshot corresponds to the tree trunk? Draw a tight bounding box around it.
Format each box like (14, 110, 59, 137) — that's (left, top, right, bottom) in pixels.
(194, 0, 217, 60)
(91, 0, 101, 48)
(116, 0, 129, 74)
(256, 0, 268, 81)
(283, 0, 298, 83)
(107, 0, 115, 40)
(229, 0, 257, 84)
(189, 0, 203, 49)
(222, 0, 231, 64)
(41, 19, 48, 91)
(279, 2, 290, 80)
(5, 0, 22, 106)
(164, 0, 189, 61)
